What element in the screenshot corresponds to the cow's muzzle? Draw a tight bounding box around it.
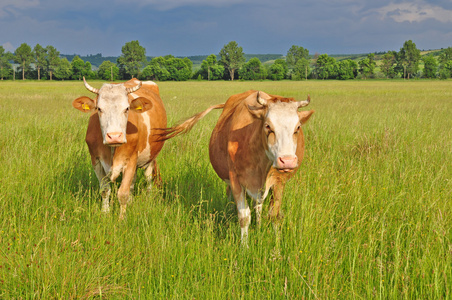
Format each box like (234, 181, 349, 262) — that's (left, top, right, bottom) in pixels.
(276, 155, 298, 172)
(105, 132, 126, 146)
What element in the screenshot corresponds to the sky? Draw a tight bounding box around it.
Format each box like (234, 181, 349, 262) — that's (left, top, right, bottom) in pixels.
(1, 0, 452, 57)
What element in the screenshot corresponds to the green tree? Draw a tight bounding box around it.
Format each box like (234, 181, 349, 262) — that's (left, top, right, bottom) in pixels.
(239, 57, 266, 80)
(422, 55, 438, 78)
(141, 57, 170, 81)
(97, 60, 119, 81)
(219, 41, 245, 81)
(46, 45, 60, 80)
(286, 45, 309, 70)
(269, 59, 288, 80)
(14, 43, 33, 80)
(337, 59, 357, 80)
(54, 58, 72, 80)
(33, 44, 47, 80)
(117, 40, 147, 79)
(71, 56, 85, 80)
(84, 61, 96, 79)
(438, 47, 452, 64)
(0, 46, 13, 80)
(164, 56, 192, 81)
(358, 53, 376, 79)
(381, 51, 397, 78)
(397, 40, 421, 79)
(439, 61, 452, 79)
(315, 54, 337, 79)
(200, 54, 224, 80)
(438, 47, 452, 79)
(292, 58, 310, 80)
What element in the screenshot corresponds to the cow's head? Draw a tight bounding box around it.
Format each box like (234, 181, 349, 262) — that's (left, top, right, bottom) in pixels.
(73, 78, 153, 146)
(248, 91, 314, 172)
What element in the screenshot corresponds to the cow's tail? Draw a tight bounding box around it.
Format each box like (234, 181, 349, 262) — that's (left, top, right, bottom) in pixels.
(157, 103, 225, 141)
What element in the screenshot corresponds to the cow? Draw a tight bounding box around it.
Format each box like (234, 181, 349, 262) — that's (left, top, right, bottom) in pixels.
(72, 77, 167, 220)
(163, 90, 314, 244)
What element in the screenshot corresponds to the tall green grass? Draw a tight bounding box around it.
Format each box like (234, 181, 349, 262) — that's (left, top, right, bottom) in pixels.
(0, 80, 451, 298)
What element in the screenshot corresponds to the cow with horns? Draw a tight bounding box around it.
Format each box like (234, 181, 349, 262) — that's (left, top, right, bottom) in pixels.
(162, 90, 314, 244)
(73, 78, 167, 220)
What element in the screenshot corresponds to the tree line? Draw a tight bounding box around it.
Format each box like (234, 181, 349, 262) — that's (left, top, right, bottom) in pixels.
(1, 40, 452, 81)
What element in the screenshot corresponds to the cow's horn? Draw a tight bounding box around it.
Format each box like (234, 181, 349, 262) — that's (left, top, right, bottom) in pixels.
(83, 77, 99, 94)
(297, 95, 311, 108)
(256, 91, 267, 106)
(126, 81, 142, 94)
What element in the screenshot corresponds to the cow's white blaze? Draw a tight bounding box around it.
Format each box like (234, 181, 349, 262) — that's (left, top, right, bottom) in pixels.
(97, 84, 130, 145)
(264, 101, 300, 170)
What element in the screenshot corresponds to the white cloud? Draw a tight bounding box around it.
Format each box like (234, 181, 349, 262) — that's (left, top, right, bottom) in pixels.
(0, 0, 39, 17)
(375, 2, 452, 23)
(2, 42, 14, 52)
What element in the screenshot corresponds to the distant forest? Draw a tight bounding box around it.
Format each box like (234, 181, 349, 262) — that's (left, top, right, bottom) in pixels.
(1, 40, 452, 81)
(60, 53, 285, 69)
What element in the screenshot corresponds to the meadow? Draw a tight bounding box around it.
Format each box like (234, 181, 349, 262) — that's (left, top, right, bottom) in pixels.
(0, 79, 451, 299)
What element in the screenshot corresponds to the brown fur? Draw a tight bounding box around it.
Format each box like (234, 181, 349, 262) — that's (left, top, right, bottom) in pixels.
(75, 79, 167, 219)
(163, 90, 314, 241)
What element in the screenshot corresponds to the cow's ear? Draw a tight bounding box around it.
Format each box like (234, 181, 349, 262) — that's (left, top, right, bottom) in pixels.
(298, 110, 314, 124)
(247, 104, 266, 119)
(73, 96, 96, 113)
(247, 91, 270, 119)
(130, 97, 153, 113)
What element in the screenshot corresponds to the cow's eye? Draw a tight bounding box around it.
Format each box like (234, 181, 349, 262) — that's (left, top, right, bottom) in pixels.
(294, 125, 301, 134)
(125, 107, 130, 113)
(265, 124, 273, 134)
(97, 107, 102, 113)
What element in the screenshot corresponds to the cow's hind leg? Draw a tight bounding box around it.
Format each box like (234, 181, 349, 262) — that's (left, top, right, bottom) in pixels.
(144, 159, 162, 190)
(93, 158, 111, 213)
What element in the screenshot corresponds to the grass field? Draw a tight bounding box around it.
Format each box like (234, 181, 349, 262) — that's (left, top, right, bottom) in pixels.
(0, 79, 451, 299)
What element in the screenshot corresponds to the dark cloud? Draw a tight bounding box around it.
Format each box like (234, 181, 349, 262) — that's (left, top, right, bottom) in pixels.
(1, 0, 451, 56)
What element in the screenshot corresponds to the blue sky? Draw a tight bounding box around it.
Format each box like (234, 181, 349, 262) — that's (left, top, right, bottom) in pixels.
(1, 0, 452, 57)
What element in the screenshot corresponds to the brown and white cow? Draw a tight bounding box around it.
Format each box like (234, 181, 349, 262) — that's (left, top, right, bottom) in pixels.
(73, 78, 167, 220)
(163, 90, 314, 243)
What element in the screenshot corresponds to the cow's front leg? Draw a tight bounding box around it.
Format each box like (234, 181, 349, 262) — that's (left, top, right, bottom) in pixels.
(229, 173, 250, 246)
(255, 196, 264, 228)
(93, 158, 111, 213)
(268, 181, 286, 246)
(116, 155, 138, 220)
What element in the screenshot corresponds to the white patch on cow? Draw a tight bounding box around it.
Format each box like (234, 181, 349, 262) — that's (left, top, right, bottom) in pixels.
(265, 102, 300, 164)
(137, 112, 152, 168)
(97, 84, 130, 144)
(142, 81, 157, 86)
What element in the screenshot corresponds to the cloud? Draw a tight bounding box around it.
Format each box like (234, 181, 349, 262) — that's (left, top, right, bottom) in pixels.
(2, 42, 14, 52)
(374, 2, 452, 23)
(118, 0, 246, 11)
(0, 0, 39, 17)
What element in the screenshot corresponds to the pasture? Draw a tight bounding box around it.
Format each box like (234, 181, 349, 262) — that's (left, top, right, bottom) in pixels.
(0, 79, 451, 299)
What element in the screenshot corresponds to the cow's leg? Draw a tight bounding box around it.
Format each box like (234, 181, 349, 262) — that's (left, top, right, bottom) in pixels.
(144, 159, 162, 191)
(229, 173, 250, 246)
(93, 158, 111, 213)
(255, 196, 264, 227)
(268, 181, 286, 246)
(115, 155, 138, 220)
(268, 181, 285, 221)
(128, 172, 137, 203)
